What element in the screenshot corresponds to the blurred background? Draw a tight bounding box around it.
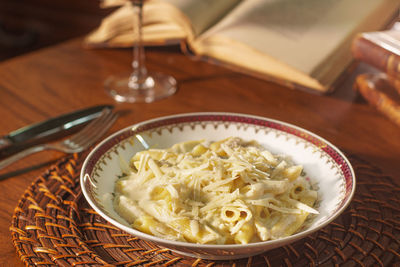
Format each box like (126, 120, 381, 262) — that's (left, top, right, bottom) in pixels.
(0, 0, 111, 61)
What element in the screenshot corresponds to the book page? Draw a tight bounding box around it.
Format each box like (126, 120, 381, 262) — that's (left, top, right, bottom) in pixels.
(85, 0, 240, 47)
(363, 29, 400, 56)
(164, 0, 241, 36)
(195, 0, 398, 82)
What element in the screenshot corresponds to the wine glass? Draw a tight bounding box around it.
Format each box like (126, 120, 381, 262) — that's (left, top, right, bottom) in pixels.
(105, 0, 177, 103)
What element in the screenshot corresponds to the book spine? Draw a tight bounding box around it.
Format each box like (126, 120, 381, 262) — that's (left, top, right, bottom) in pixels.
(355, 73, 400, 127)
(387, 75, 400, 95)
(352, 35, 400, 79)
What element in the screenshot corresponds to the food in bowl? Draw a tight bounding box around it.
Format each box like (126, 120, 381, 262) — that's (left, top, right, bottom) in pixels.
(113, 137, 318, 245)
(81, 112, 356, 259)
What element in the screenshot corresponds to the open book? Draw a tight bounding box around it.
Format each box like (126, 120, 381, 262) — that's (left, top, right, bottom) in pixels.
(85, 0, 400, 94)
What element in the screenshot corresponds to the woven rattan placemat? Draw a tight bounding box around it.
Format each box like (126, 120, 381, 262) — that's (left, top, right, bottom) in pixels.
(10, 153, 400, 266)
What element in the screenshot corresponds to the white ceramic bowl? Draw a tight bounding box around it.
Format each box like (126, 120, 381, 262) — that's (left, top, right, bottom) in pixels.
(80, 112, 355, 260)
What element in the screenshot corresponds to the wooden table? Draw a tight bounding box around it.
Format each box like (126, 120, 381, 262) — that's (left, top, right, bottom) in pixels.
(0, 38, 399, 266)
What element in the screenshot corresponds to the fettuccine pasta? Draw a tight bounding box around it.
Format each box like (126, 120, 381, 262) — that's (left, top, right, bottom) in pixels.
(113, 137, 318, 244)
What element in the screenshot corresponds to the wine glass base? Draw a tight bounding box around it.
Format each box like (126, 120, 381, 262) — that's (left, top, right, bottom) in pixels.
(105, 71, 177, 103)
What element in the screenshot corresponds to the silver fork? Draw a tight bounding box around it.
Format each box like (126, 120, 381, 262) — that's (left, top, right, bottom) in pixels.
(0, 108, 118, 170)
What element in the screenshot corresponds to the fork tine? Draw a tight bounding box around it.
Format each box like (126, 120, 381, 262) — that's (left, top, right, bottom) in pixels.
(78, 112, 119, 150)
(73, 111, 117, 148)
(68, 108, 112, 144)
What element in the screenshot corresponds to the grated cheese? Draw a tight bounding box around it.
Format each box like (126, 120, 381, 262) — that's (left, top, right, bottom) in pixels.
(113, 137, 318, 244)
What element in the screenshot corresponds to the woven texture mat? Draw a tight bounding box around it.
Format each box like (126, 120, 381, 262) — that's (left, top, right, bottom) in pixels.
(10, 153, 400, 266)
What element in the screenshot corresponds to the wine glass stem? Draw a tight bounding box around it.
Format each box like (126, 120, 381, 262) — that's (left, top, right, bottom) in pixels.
(131, 0, 147, 85)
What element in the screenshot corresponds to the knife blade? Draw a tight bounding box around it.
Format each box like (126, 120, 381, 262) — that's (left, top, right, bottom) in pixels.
(0, 104, 114, 155)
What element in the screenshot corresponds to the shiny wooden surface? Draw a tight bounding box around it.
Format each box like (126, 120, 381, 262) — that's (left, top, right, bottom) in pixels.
(0, 38, 399, 266)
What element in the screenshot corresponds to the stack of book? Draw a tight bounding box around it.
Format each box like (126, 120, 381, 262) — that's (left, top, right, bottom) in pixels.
(86, 0, 400, 94)
(352, 23, 400, 127)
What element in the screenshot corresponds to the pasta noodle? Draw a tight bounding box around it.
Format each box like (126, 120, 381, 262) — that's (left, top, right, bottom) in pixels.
(113, 137, 318, 244)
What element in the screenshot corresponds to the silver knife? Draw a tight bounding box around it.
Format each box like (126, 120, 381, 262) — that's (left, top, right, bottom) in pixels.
(0, 104, 114, 155)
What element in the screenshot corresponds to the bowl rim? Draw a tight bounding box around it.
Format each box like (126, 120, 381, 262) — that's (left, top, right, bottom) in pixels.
(80, 112, 356, 249)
